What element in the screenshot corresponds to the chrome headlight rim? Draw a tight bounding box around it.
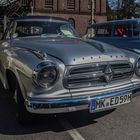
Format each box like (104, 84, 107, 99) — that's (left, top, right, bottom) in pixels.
(33, 61, 59, 88)
(135, 58, 140, 77)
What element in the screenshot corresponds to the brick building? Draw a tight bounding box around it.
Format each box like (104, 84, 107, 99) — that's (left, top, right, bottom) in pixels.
(0, 0, 106, 36)
(32, 0, 107, 36)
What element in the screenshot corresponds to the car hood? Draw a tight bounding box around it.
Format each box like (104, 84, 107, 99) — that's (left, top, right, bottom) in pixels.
(11, 37, 129, 65)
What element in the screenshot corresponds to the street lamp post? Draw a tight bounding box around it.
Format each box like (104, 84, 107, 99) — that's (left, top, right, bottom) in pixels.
(3, 15, 7, 32)
(91, 0, 95, 36)
(31, 0, 34, 15)
(91, 0, 95, 25)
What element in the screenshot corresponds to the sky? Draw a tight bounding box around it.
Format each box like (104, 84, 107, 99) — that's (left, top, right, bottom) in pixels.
(108, 0, 140, 10)
(135, 0, 140, 3)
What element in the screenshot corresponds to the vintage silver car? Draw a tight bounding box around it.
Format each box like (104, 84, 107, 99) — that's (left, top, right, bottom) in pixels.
(0, 16, 140, 124)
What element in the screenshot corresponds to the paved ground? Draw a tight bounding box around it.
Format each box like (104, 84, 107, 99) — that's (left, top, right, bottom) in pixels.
(0, 82, 140, 140)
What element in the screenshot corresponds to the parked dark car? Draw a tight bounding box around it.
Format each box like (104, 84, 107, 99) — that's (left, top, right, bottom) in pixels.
(85, 18, 140, 54)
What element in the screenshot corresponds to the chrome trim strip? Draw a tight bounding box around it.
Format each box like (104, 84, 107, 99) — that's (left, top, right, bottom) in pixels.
(26, 85, 140, 104)
(25, 84, 140, 114)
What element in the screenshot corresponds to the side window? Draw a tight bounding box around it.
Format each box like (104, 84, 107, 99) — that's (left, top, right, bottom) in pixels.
(104, 25, 112, 37)
(114, 24, 133, 37)
(95, 25, 112, 37)
(96, 28, 105, 36)
(16, 26, 43, 36)
(15, 23, 43, 37)
(133, 23, 140, 36)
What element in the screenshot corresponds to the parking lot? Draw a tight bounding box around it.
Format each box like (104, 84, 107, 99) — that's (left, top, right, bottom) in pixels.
(0, 82, 140, 140)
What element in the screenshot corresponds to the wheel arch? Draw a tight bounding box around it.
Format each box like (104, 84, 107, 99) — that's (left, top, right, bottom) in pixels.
(5, 69, 26, 98)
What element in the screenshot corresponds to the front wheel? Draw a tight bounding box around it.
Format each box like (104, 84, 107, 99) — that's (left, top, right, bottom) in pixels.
(15, 84, 34, 124)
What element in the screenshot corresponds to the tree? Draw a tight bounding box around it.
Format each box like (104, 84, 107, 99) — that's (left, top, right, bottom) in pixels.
(107, 0, 113, 20)
(107, 0, 136, 20)
(120, 0, 135, 18)
(107, 0, 122, 20)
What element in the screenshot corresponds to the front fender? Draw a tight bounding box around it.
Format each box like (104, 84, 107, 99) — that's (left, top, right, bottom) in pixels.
(2, 47, 44, 98)
(1, 47, 69, 99)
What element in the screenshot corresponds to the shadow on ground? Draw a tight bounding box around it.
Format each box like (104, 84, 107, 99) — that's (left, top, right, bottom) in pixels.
(0, 81, 115, 135)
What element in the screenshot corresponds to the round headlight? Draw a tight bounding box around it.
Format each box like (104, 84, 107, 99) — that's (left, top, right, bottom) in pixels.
(33, 62, 59, 87)
(135, 58, 140, 77)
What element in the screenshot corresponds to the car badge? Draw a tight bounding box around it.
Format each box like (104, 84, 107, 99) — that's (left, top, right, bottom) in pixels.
(105, 65, 113, 83)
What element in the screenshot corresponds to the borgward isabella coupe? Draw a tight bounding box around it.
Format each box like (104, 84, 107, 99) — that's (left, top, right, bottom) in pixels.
(0, 16, 140, 124)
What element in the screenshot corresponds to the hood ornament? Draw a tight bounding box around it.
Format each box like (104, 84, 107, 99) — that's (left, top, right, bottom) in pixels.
(105, 65, 113, 83)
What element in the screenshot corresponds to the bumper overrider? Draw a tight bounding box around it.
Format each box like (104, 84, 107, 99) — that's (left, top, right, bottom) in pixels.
(25, 85, 140, 114)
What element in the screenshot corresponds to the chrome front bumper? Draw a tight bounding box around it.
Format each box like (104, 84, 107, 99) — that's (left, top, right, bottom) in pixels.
(25, 86, 140, 114)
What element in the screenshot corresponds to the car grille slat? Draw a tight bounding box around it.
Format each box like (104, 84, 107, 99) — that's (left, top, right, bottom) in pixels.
(68, 72, 105, 79)
(64, 61, 133, 89)
(69, 65, 105, 75)
(113, 69, 132, 74)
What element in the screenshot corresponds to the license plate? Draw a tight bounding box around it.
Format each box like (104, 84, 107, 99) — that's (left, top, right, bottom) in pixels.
(90, 93, 132, 112)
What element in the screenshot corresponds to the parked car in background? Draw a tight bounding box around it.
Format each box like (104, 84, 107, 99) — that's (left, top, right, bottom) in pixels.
(85, 18, 140, 54)
(0, 16, 140, 124)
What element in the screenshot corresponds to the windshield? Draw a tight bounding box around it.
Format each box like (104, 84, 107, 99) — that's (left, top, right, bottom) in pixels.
(14, 21, 79, 38)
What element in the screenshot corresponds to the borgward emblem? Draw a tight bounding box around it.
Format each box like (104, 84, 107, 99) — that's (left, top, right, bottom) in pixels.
(105, 65, 113, 83)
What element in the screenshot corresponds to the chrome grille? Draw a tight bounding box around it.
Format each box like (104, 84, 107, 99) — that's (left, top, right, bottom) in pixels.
(64, 61, 133, 89)
(111, 63, 133, 80)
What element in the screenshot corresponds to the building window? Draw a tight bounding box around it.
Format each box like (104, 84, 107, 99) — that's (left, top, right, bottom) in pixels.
(68, 18, 75, 28)
(88, 0, 96, 12)
(21, 0, 28, 5)
(67, 0, 75, 10)
(20, 0, 34, 7)
(45, 0, 53, 9)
